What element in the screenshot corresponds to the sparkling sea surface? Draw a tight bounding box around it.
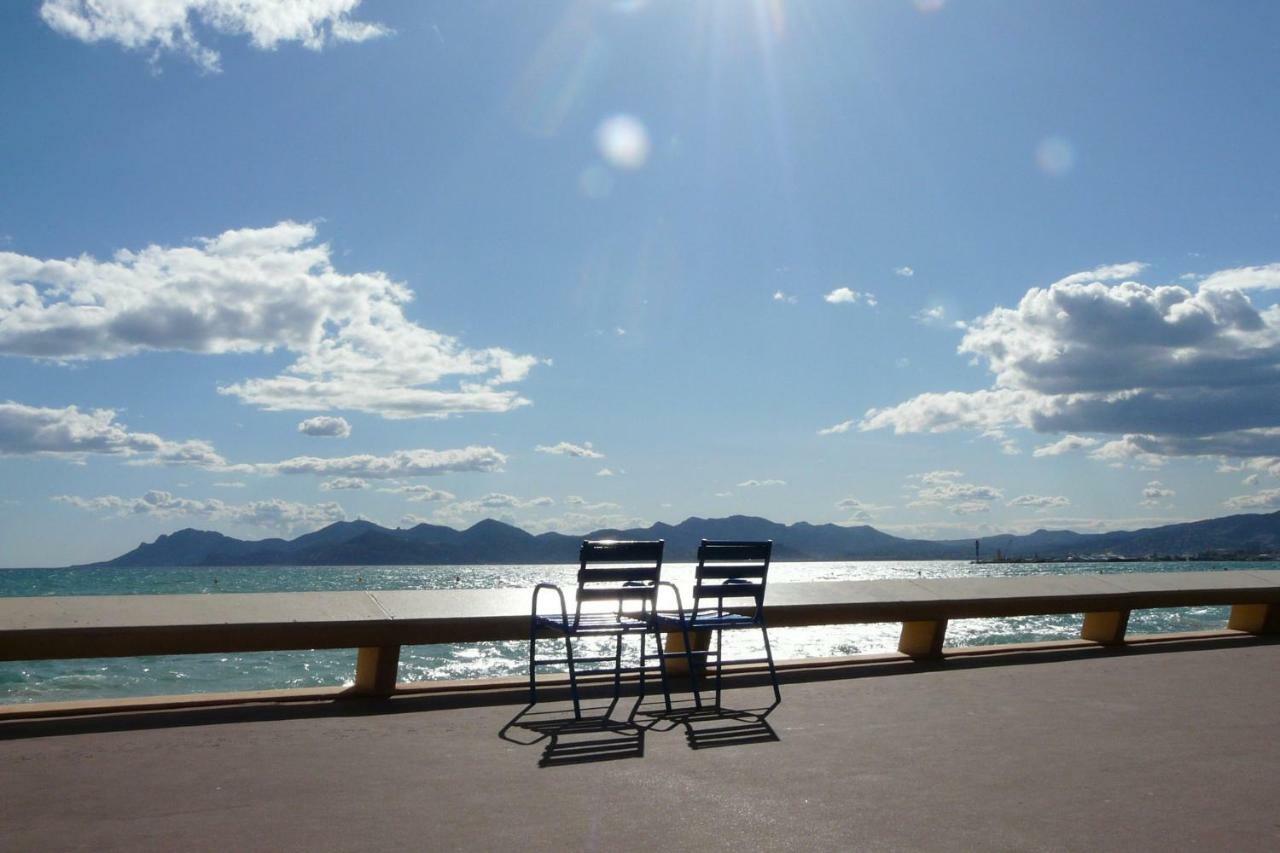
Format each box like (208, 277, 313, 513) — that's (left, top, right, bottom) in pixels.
(2, 560, 1276, 704)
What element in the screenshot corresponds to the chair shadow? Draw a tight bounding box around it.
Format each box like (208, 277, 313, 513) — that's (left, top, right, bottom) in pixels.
(638, 698, 781, 750)
(499, 700, 646, 767)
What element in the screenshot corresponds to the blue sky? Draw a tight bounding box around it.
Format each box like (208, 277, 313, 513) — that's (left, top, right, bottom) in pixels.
(3, 0, 1280, 566)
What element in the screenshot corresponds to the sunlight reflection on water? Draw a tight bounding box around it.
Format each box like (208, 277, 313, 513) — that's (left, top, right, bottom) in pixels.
(0, 560, 1265, 703)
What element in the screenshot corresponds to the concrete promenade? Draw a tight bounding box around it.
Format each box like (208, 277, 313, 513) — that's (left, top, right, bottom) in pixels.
(2, 639, 1278, 851)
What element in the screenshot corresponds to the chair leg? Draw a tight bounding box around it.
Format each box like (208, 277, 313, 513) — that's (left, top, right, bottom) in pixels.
(528, 621, 538, 705)
(714, 627, 724, 708)
(613, 634, 623, 701)
(678, 621, 703, 709)
(653, 627, 673, 712)
(638, 630, 647, 703)
(761, 624, 782, 705)
(564, 634, 582, 719)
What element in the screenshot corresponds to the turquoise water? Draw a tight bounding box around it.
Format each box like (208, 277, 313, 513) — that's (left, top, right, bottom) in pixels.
(2, 560, 1274, 704)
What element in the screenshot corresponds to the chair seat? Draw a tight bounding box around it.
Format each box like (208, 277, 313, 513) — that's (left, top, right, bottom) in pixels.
(656, 609, 760, 629)
(534, 611, 653, 635)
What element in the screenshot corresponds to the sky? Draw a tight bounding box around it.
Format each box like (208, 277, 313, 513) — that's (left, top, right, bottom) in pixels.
(2, 0, 1280, 567)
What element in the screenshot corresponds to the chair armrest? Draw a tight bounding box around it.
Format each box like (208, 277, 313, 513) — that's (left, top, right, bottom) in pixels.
(658, 581, 687, 617)
(531, 583, 569, 625)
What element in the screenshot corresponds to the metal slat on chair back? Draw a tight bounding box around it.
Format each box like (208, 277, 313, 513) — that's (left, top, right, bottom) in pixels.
(693, 540, 772, 618)
(575, 539, 664, 608)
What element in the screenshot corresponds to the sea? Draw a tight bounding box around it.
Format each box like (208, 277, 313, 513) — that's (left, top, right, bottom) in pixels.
(3, 559, 1276, 705)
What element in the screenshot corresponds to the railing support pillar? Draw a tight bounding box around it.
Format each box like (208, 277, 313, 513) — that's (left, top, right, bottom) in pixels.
(899, 620, 947, 659)
(1081, 610, 1130, 645)
(354, 645, 401, 697)
(664, 628, 711, 675)
(1227, 603, 1280, 634)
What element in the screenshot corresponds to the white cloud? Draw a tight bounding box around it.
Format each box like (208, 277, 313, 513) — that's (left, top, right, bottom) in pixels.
(773, 290, 798, 304)
(824, 287, 874, 306)
(430, 492, 555, 523)
(259, 446, 506, 479)
(298, 416, 351, 438)
(1140, 480, 1176, 507)
(40, 0, 390, 72)
(1243, 473, 1261, 487)
(523, 511, 645, 536)
(835, 496, 891, 522)
(55, 490, 344, 530)
(894, 266, 914, 278)
(1088, 436, 1167, 469)
(737, 479, 786, 487)
(912, 305, 946, 324)
(1007, 494, 1071, 510)
(859, 262, 1280, 465)
(0, 401, 227, 467)
(982, 427, 1021, 455)
(0, 222, 538, 419)
(319, 477, 367, 491)
(1224, 488, 1280, 510)
(1032, 434, 1099, 457)
(381, 484, 455, 503)
(535, 441, 603, 459)
(595, 467, 617, 477)
(212, 481, 245, 488)
(907, 470, 1002, 515)
(565, 495, 621, 511)
(818, 419, 855, 436)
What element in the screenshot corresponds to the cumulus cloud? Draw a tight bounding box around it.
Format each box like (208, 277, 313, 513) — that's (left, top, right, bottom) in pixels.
(1007, 494, 1071, 510)
(380, 484, 455, 503)
(298, 416, 351, 438)
(430, 492, 555, 525)
(1224, 488, 1280, 510)
(737, 479, 786, 487)
(55, 490, 344, 530)
(40, 0, 390, 72)
(0, 401, 227, 467)
(523, 511, 645, 536)
(259, 446, 506, 479)
(818, 419, 855, 436)
(319, 477, 367, 491)
(1140, 480, 1176, 507)
(1032, 434, 1099, 457)
(0, 222, 538, 419)
(907, 471, 1002, 515)
(834, 496, 890, 522)
(857, 261, 1280, 466)
(912, 305, 946, 324)
(595, 467, 617, 477)
(565, 495, 621, 511)
(824, 287, 875, 306)
(535, 441, 603, 459)
(894, 266, 914, 278)
(773, 291, 798, 304)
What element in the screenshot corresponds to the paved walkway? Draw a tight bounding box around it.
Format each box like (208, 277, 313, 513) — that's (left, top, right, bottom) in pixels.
(2, 640, 1278, 851)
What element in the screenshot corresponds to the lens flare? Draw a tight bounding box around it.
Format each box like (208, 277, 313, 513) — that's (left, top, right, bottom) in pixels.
(1036, 136, 1076, 176)
(596, 114, 651, 170)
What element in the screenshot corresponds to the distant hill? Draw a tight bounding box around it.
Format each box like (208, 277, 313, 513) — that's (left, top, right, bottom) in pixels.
(75, 511, 1280, 568)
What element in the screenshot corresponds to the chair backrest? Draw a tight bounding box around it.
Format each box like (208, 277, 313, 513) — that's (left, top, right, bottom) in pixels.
(693, 540, 773, 618)
(575, 539, 664, 611)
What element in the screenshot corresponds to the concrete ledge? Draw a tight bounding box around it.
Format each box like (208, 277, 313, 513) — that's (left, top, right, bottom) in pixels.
(2, 628, 1269, 723)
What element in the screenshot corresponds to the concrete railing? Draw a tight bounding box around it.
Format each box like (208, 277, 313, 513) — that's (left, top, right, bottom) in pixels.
(2, 570, 1278, 699)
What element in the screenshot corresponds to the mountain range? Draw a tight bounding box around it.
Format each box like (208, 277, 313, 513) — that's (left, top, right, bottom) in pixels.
(77, 511, 1280, 568)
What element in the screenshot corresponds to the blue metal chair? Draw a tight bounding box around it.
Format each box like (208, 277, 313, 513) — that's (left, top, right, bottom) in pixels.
(530, 539, 698, 718)
(658, 540, 781, 707)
